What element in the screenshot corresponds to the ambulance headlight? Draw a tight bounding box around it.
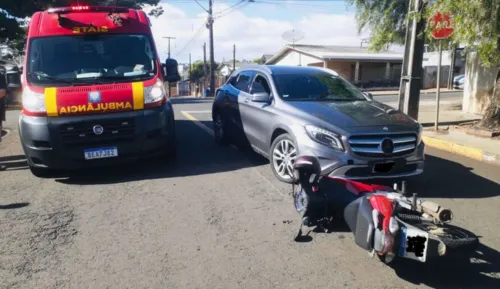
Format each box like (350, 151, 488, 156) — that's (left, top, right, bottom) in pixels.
(22, 87, 46, 113)
(144, 80, 166, 104)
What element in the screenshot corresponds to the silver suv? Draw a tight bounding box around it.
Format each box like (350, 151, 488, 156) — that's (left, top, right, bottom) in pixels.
(211, 65, 424, 183)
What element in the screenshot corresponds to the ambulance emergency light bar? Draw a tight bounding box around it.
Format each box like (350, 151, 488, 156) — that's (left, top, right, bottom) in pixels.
(47, 6, 129, 14)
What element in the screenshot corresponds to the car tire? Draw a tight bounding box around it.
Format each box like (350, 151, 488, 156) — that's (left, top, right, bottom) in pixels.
(270, 133, 298, 184)
(213, 111, 230, 146)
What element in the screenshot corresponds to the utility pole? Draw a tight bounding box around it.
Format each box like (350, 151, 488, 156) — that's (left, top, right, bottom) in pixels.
(208, 0, 216, 97)
(203, 43, 207, 95)
(163, 36, 176, 98)
(163, 36, 176, 58)
(233, 44, 236, 71)
(397, 0, 426, 120)
(435, 40, 443, 130)
(189, 53, 192, 95)
(448, 43, 456, 89)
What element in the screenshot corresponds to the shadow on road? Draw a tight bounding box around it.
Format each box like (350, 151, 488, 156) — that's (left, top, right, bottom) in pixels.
(55, 119, 267, 185)
(0, 202, 29, 210)
(170, 97, 214, 105)
(408, 154, 500, 198)
(0, 154, 28, 171)
(391, 243, 500, 288)
(22, 113, 500, 200)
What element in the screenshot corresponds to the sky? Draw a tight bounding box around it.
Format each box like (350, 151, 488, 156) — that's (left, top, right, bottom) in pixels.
(145, 0, 394, 64)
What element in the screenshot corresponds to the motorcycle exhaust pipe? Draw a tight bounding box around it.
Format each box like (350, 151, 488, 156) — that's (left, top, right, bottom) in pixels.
(417, 200, 454, 223)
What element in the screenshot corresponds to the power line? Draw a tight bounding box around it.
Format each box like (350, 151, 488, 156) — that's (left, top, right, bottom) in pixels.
(255, 0, 345, 1)
(213, 0, 245, 16)
(173, 21, 208, 58)
(193, 0, 209, 12)
(214, 0, 250, 19)
(254, 0, 348, 13)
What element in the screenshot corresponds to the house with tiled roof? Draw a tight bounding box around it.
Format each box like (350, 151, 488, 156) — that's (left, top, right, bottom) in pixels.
(265, 44, 404, 88)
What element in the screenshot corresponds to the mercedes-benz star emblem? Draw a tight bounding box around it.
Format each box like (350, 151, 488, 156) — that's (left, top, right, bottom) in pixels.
(383, 126, 389, 131)
(381, 138, 394, 154)
(93, 125, 104, 135)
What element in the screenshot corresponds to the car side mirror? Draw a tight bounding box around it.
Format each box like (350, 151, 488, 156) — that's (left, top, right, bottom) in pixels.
(164, 58, 181, 83)
(364, 92, 373, 99)
(251, 92, 270, 102)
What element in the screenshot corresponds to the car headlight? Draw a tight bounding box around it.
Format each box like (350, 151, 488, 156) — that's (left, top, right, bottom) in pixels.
(144, 79, 166, 104)
(22, 87, 46, 113)
(304, 125, 344, 151)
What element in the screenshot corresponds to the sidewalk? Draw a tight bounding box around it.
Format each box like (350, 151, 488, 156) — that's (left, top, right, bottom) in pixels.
(370, 88, 458, 95)
(422, 129, 500, 166)
(384, 99, 500, 165)
(384, 97, 479, 126)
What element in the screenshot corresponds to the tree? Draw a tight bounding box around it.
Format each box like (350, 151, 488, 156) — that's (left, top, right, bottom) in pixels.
(187, 60, 221, 83)
(347, 0, 500, 129)
(0, 0, 163, 56)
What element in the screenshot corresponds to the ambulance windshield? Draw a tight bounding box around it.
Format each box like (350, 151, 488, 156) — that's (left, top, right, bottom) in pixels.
(27, 34, 157, 86)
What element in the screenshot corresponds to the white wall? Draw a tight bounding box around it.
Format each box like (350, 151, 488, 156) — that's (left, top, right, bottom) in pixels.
(463, 52, 499, 114)
(423, 50, 452, 67)
(273, 51, 322, 66)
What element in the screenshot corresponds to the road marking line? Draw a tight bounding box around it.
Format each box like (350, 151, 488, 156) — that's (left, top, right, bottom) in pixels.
(181, 111, 214, 137)
(181, 110, 211, 114)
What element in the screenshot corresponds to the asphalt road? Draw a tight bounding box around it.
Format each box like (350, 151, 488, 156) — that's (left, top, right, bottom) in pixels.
(1, 97, 499, 289)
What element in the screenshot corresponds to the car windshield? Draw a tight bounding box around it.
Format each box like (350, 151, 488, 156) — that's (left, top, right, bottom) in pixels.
(27, 34, 157, 86)
(273, 71, 368, 101)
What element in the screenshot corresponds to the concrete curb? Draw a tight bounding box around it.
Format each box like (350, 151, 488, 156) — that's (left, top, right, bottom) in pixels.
(6, 105, 21, 111)
(422, 135, 500, 166)
(371, 90, 460, 96)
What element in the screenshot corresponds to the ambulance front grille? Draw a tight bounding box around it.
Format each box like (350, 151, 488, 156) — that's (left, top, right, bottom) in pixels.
(59, 118, 136, 146)
(58, 84, 129, 93)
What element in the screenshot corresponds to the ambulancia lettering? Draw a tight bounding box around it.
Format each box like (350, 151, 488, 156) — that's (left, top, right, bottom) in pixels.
(59, 102, 133, 114)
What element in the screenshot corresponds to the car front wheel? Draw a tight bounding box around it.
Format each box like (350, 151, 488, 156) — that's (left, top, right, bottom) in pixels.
(270, 133, 298, 184)
(213, 111, 230, 145)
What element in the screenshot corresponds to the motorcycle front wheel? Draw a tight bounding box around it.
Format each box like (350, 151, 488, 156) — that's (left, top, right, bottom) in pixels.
(412, 222, 479, 253)
(397, 210, 479, 254)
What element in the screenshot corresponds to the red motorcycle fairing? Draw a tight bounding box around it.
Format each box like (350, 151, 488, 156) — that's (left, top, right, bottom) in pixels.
(368, 195, 394, 233)
(329, 177, 392, 196)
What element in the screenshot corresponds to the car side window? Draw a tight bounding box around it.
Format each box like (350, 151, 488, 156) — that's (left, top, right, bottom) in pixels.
(250, 74, 271, 95)
(228, 73, 239, 86)
(234, 71, 255, 93)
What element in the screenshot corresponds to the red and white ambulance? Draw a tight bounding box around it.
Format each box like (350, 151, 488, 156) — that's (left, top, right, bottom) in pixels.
(19, 5, 180, 177)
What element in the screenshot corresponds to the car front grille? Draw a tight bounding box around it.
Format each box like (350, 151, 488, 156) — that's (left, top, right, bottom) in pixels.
(59, 118, 136, 147)
(348, 133, 417, 157)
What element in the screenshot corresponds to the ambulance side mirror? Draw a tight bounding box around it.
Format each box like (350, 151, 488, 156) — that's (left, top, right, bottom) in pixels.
(164, 58, 181, 83)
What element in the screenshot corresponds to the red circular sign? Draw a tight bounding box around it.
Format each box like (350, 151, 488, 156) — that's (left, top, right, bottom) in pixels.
(428, 12, 454, 39)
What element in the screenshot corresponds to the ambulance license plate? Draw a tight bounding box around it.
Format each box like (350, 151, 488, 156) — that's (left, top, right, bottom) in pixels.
(84, 147, 118, 160)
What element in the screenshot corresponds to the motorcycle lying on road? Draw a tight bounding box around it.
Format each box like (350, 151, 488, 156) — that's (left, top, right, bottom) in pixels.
(291, 155, 479, 264)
